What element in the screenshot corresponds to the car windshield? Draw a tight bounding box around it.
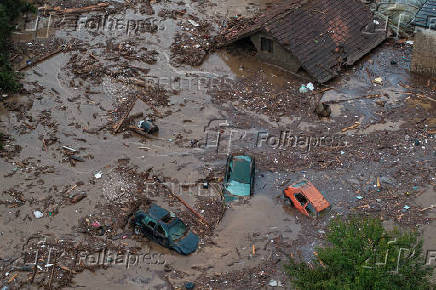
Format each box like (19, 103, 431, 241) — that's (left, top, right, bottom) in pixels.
(229, 157, 251, 184)
(168, 220, 187, 241)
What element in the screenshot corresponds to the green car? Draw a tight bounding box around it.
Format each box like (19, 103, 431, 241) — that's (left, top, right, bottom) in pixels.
(133, 204, 199, 255)
(223, 154, 255, 201)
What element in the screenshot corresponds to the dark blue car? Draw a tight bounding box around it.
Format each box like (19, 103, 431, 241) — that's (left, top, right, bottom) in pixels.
(133, 204, 199, 255)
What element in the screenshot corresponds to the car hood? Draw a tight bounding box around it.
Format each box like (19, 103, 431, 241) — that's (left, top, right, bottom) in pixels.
(224, 180, 251, 197)
(173, 232, 199, 255)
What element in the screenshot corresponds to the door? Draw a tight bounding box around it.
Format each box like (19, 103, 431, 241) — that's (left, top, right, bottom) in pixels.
(154, 224, 169, 247)
(143, 220, 156, 237)
(250, 159, 255, 193)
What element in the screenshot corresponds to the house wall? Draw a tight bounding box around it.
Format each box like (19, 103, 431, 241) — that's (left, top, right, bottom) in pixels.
(411, 28, 436, 77)
(250, 32, 301, 72)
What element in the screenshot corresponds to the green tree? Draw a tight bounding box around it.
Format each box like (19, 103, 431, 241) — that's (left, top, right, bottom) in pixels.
(286, 216, 433, 289)
(0, 0, 34, 93)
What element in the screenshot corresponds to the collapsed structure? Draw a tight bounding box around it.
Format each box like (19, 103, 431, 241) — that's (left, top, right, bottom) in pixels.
(216, 0, 387, 83)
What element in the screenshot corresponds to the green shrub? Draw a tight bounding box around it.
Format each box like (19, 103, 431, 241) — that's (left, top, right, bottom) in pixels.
(286, 216, 433, 289)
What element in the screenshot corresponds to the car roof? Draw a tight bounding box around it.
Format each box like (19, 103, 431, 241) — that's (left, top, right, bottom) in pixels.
(230, 155, 252, 182)
(148, 204, 170, 220)
(288, 181, 330, 212)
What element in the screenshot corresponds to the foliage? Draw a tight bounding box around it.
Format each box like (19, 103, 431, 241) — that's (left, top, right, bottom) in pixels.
(286, 216, 433, 290)
(0, 0, 34, 93)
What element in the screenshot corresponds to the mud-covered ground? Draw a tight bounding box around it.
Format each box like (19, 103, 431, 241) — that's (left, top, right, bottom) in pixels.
(1, 0, 435, 289)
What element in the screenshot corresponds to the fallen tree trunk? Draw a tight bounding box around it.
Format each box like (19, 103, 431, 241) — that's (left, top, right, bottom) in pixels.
(112, 97, 138, 134)
(168, 192, 211, 228)
(39, 3, 110, 15)
(18, 46, 65, 71)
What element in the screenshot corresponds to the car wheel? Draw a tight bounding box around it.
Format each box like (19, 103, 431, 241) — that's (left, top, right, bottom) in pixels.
(134, 226, 142, 235)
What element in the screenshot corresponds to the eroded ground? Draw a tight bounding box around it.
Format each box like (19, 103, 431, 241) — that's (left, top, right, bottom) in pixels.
(1, 0, 435, 289)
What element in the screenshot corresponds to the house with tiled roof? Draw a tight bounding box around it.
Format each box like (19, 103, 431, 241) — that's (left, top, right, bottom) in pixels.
(414, 0, 436, 29)
(216, 0, 387, 83)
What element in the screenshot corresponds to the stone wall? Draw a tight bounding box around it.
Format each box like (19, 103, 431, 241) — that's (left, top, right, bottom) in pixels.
(411, 28, 436, 77)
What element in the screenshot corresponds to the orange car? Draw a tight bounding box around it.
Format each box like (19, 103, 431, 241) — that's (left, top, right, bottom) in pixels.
(283, 180, 330, 217)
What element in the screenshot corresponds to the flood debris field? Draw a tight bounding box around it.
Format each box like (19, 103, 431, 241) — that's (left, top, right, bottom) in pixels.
(1, 0, 435, 289)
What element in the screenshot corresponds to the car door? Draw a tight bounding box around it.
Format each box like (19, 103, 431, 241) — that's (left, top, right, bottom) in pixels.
(224, 155, 232, 184)
(154, 224, 169, 247)
(250, 159, 255, 194)
(143, 220, 156, 238)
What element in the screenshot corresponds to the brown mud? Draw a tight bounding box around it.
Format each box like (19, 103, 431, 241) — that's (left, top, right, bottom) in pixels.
(1, 0, 435, 289)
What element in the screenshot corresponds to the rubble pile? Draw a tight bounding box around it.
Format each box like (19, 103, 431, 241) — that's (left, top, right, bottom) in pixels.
(158, 8, 186, 20)
(0, 236, 135, 289)
(68, 53, 107, 83)
(209, 75, 312, 120)
(170, 20, 213, 66)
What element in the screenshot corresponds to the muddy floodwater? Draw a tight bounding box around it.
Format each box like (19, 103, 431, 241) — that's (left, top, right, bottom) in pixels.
(1, 0, 435, 289)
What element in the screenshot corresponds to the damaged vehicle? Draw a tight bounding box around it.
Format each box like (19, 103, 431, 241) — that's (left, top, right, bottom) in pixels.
(133, 204, 199, 255)
(283, 180, 330, 217)
(222, 154, 255, 201)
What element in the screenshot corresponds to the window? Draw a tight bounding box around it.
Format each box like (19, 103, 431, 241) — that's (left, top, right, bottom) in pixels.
(156, 225, 166, 237)
(261, 37, 273, 53)
(147, 220, 156, 229)
(295, 193, 307, 206)
(306, 203, 317, 217)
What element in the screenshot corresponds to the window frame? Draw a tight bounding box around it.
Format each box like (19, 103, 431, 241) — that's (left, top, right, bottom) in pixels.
(260, 37, 273, 53)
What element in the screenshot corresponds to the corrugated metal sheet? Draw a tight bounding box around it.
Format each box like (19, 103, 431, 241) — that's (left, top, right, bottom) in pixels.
(414, 0, 436, 29)
(217, 0, 387, 83)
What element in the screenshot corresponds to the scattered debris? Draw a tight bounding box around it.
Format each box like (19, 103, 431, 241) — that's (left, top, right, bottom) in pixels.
(374, 77, 383, 85)
(299, 83, 314, 93)
(39, 2, 110, 15)
(341, 122, 361, 132)
(268, 279, 282, 287)
(138, 120, 159, 134)
(33, 211, 43, 219)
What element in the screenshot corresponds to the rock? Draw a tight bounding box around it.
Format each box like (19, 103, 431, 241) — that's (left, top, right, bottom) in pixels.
(164, 264, 172, 272)
(315, 103, 331, 118)
(70, 192, 87, 203)
(268, 280, 282, 287)
(33, 211, 43, 219)
(348, 178, 360, 186)
(380, 176, 395, 185)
